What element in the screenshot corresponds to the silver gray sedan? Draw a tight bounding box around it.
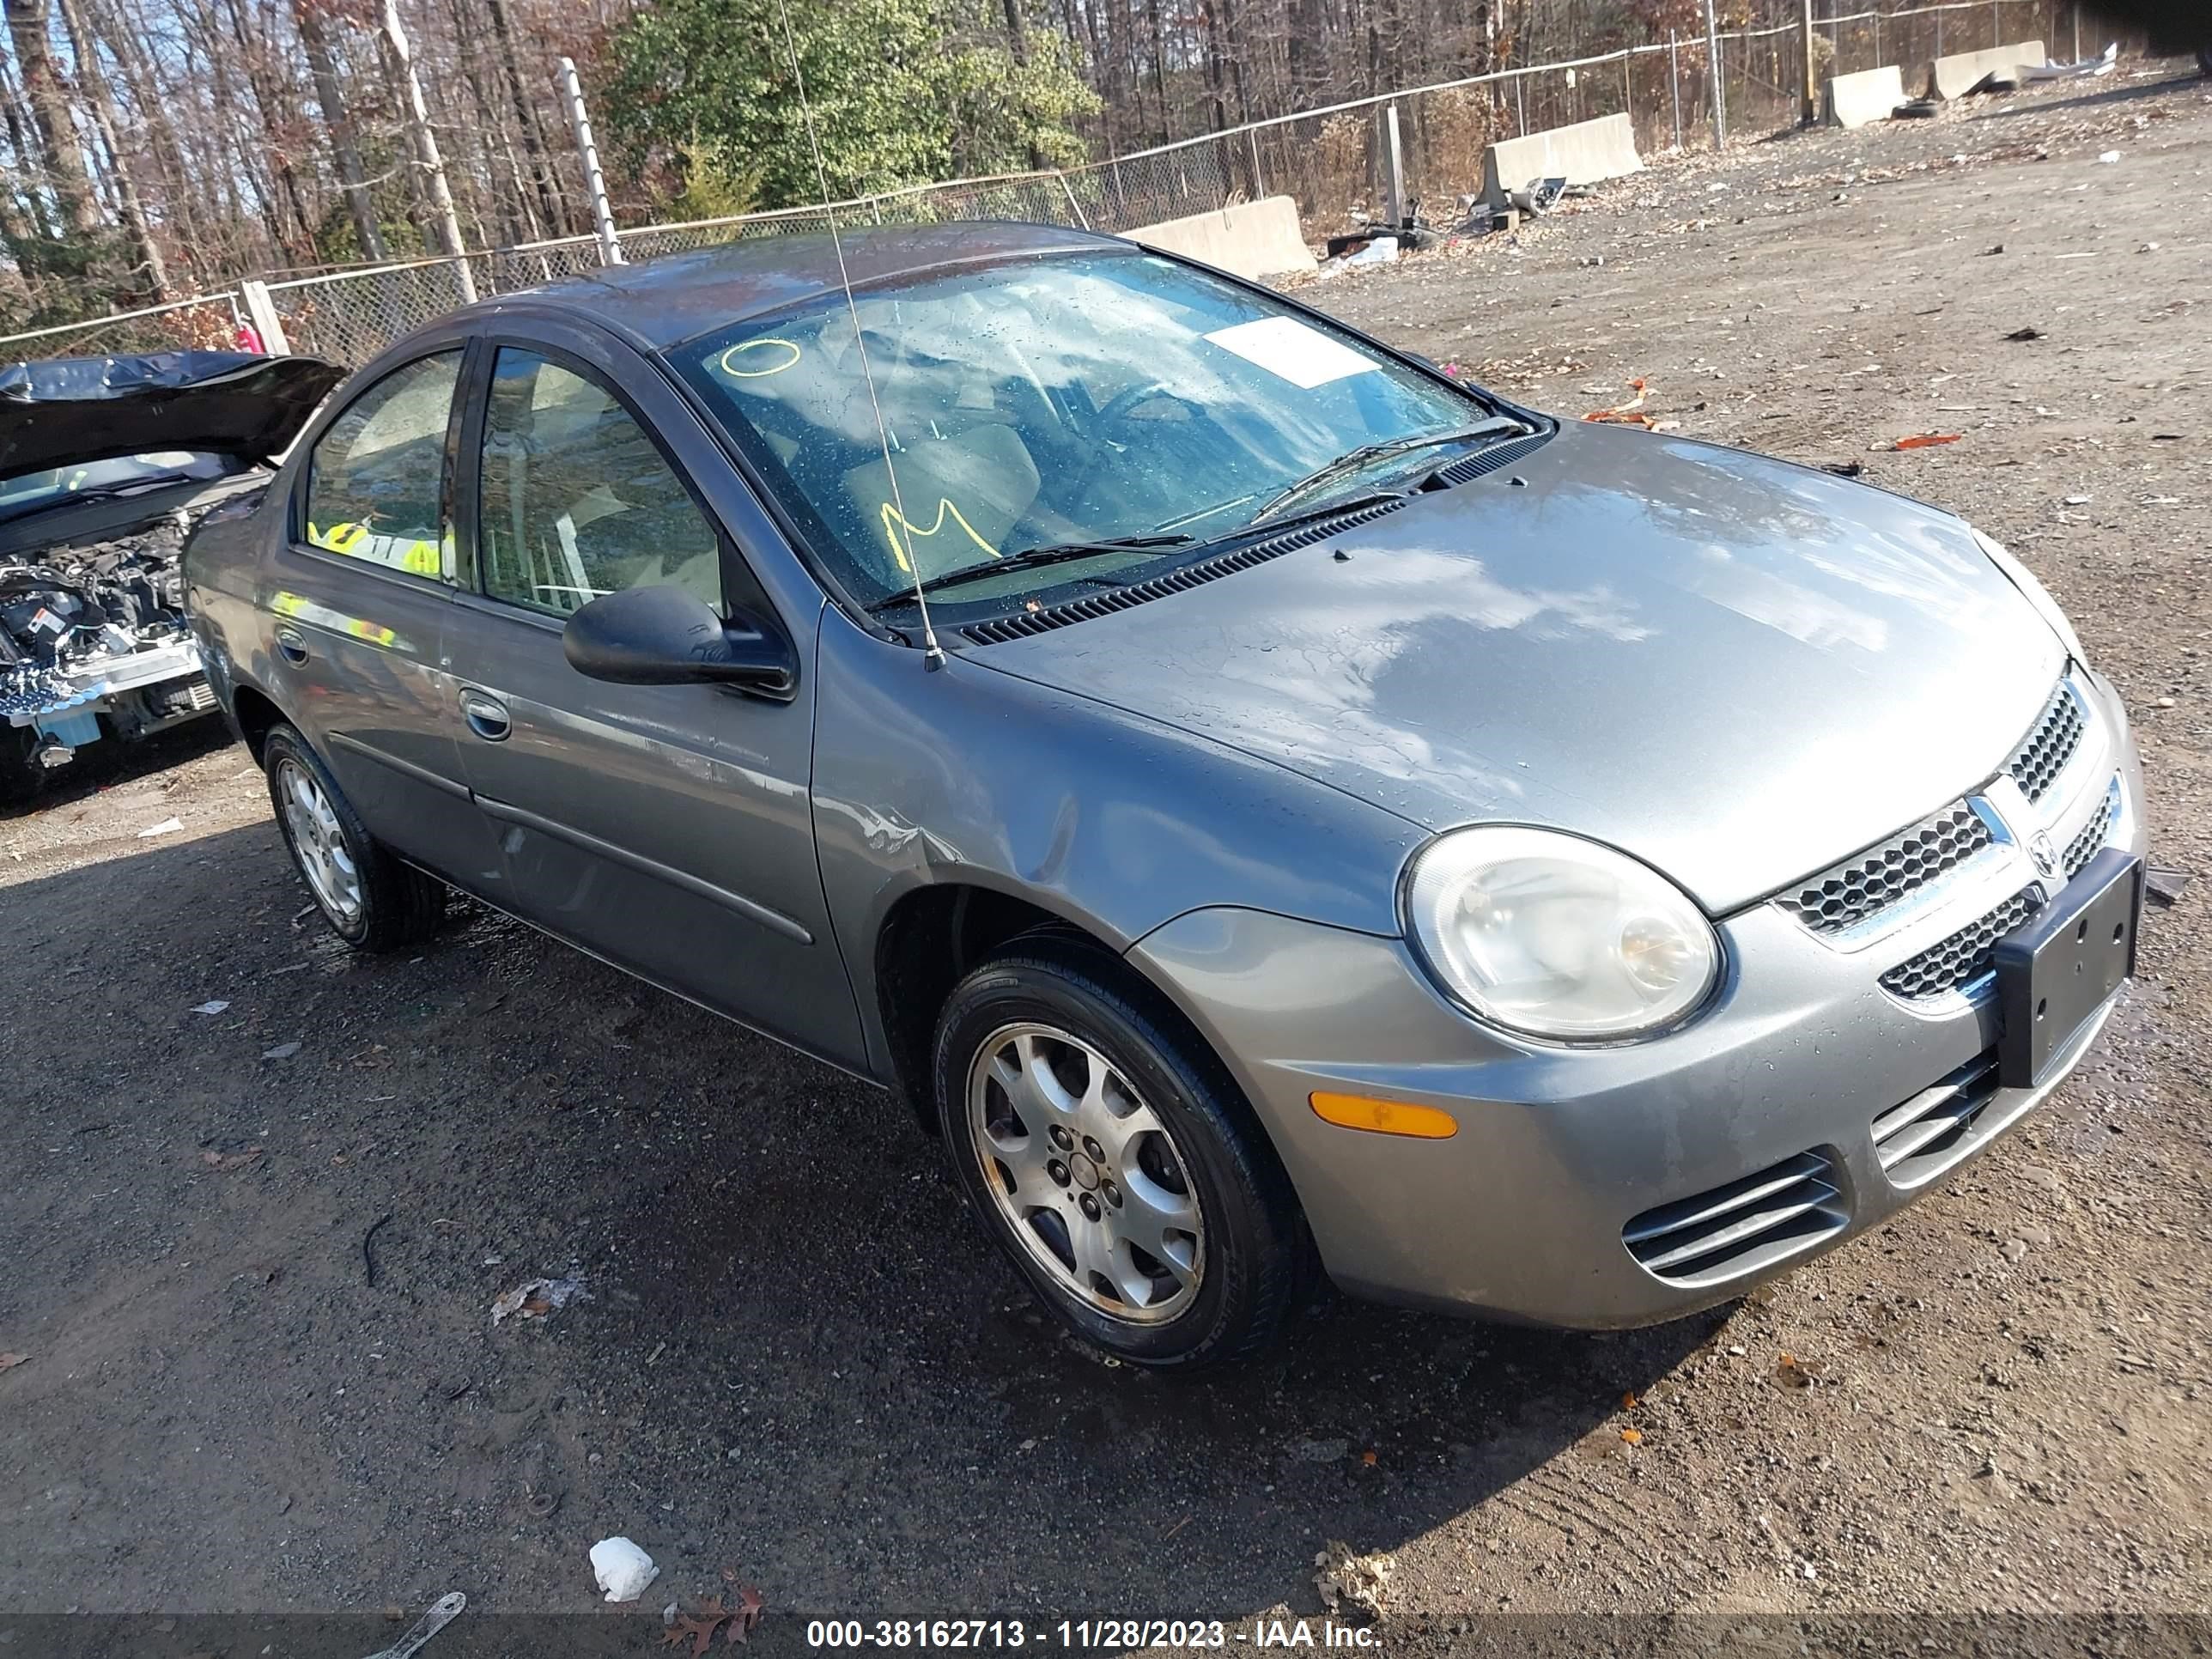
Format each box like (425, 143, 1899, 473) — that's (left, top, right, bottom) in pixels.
(182, 222, 2147, 1370)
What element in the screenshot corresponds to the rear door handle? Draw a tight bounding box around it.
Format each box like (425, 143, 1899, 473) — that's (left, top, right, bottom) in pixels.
(459, 690, 511, 743)
(275, 627, 308, 665)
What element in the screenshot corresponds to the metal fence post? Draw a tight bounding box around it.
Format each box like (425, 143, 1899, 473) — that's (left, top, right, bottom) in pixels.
(1800, 0, 1817, 125)
(1249, 128, 1266, 198)
(2070, 1, 2080, 59)
(1669, 31, 1683, 149)
(1704, 0, 1726, 149)
(239, 279, 291, 355)
(558, 56, 623, 266)
(1383, 103, 1405, 228)
(1514, 73, 1526, 136)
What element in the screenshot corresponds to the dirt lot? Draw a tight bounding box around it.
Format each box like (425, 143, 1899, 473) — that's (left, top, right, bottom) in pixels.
(3, 64, 2209, 1655)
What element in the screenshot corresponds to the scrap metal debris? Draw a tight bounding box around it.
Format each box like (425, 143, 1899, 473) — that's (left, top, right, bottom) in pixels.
(1887, 433, 1962, 451)
(492, 1274, 589, 1325)
(2146, 866, 2191, 908)
(362, 1212, 395, 1287)
(1312, 1539, 1393, 1618)
(1583, 377, 1655, 427)
(190, 1000, 230, 1016)
(361, 1590, 465, 1659)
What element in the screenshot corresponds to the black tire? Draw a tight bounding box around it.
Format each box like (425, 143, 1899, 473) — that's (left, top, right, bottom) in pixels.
(0, 727, 44, 808)
(262, 722, 445, 951)
(933, 939, 1308, 1371)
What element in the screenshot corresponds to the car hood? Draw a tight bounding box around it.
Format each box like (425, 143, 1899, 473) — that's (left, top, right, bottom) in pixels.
(967, 422, 2065, 915)
(0, 350, 343, 482)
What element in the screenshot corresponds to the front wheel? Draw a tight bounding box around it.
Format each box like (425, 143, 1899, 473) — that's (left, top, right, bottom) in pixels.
(934, 941, 1308, 1371)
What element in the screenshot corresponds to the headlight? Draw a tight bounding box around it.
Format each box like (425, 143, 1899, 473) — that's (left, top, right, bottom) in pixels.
(1404, 826, 1720, 1041)
(1973, 528, 2087, 665)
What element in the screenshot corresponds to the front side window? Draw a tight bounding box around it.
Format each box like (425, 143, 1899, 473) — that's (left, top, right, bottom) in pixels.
(477, 349, 723, 618)
(303, 352, 460, 579)
(674, 249, 1512, 617)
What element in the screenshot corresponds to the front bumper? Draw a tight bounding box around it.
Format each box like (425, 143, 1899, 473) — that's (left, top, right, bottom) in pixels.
(1128, 672, 2148, 1328)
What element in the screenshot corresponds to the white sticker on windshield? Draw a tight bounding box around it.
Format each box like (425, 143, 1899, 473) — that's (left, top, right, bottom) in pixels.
(1202, 316, 1381, 389)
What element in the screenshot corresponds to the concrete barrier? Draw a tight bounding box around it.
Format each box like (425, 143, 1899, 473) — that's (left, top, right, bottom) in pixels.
(1122, 196, 1316, 281)
(1919, 38, 2045, 99)
(1479, 112, 1643, 207)
(1823, 63, 1907, 128)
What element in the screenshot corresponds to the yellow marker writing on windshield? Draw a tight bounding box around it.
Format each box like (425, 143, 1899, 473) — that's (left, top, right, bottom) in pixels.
(879, 497, 999, 574)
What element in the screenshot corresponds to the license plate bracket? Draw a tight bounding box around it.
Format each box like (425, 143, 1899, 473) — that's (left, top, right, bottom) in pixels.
(1992, 848, 2142, 1089)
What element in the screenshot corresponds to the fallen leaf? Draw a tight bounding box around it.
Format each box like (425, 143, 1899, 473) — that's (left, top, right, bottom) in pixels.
(1621, 1390, 1638, 1410)
(1360, 1449, 1377, 1467)
(1620, 1426, 1644, 1445)
(197, 1146, 264, 1172)
(0, 1352, 28, 1372)
(1892, 433, 1961, 450)
(665, 1603, 726, 1657)
(2004, 325, 2042, 341)
(729, 1585, 764, 1644)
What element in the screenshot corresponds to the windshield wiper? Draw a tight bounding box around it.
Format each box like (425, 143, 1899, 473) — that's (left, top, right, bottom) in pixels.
(866, 533, 1194, 611)
(1248, 417, 1531, 524)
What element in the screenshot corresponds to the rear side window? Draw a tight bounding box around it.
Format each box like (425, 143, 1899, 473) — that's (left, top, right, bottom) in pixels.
(477, 349, 722, 618)
(303, 351, 461, 580)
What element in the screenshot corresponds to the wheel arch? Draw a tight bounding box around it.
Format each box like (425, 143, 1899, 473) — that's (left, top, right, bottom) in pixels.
(228, 683, 289, 762)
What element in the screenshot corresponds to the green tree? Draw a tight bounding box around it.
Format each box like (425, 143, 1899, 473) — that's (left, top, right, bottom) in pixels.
(605, 0, 1097, 210)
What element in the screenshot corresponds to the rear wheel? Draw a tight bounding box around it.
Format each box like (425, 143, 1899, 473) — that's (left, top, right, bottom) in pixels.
(934, 940, 1307, 1370)
(263, 723, 444, 951)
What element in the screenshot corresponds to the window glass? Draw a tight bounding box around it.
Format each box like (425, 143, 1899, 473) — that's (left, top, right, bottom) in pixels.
(478, 349, 722, 617)
(303, 352, 459, 579)
(676, 250, 1505, 616)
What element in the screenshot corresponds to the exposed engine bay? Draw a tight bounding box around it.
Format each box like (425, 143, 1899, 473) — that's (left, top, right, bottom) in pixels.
(0, 512, 219, 794)
(0, 349, 343, 803)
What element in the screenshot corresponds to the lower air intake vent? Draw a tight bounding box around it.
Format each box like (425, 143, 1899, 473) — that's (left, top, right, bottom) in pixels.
(1622, 1151, 1848, 1287)
(1871, 1048, 2003, 1188)
(960, 499, 1406, 646)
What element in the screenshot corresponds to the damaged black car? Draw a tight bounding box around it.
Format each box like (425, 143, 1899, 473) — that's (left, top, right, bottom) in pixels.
(0, 350, 340, 802)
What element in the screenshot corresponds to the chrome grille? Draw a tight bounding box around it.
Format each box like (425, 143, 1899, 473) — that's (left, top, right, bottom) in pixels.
(1871, 1048, 2002, 1186)
(1623, 1151, 1847, 1286)
(2061, 778, 2122, 880)
(1780, 802, 1991, 935)
(2008, 684, 2085, 805)
(1879, 887, 2042, 1000)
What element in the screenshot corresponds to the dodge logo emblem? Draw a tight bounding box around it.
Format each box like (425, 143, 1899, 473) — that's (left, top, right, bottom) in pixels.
(2028, 829, 2060, 880)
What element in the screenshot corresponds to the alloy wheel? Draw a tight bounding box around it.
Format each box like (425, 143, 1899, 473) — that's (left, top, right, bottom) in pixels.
(276, 758, 363, 925)
(966, 1022, 1206, 1324)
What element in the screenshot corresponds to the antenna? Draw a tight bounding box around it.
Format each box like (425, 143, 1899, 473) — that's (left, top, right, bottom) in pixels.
(771, 0, 945, 670)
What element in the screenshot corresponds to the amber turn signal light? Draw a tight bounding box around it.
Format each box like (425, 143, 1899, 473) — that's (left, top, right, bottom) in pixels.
(1308, 1091, 1458, 1139)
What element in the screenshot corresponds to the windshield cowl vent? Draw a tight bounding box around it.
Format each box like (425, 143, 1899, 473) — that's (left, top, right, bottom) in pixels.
(958, 498, 1407, 647)
(1428, 428, 1553, 487)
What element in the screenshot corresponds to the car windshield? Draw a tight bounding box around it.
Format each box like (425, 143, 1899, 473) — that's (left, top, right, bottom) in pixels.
(674, 250, 1510, 615)
(0, 450, 230, 526)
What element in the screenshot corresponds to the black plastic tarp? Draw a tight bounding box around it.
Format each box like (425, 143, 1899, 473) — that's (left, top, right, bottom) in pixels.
(0, 351, 345, 483)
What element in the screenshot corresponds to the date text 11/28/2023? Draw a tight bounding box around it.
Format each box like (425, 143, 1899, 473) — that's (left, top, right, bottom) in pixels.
(804, 1619, 1382, 1649)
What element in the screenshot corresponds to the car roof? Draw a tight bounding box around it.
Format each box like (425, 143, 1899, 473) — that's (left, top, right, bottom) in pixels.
(459, 221, 1133, 352)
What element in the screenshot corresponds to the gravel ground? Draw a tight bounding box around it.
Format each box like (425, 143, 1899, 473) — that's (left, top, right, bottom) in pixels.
(2, 63, 2209, 1656)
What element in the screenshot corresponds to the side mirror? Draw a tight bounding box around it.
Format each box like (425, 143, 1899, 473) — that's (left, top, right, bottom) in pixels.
(562, 585, 797, 699)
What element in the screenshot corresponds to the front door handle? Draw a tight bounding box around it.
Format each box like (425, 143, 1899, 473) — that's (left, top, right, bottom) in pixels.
(275, 627, 309, 665)
(459, 690, 511, 743)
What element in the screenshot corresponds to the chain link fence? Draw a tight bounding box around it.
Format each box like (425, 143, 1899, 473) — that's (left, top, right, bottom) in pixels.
(0, 291, 246, 360)
(3, 1, 2143, 370)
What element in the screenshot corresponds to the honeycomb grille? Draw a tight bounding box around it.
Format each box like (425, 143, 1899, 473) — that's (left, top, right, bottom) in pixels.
(1879, 888, 2043, 1000)
(1781, 803, 1992, 934)
(2008, 684, 2085, 804)
(2061, 779, 2120, 880)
